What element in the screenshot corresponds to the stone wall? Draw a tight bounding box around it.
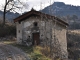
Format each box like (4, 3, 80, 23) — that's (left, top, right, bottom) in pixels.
(16, 22, 23, 44)
(22, 16, 51, 44)
(52, 22, 68, 59)
(16, 16, 51, 45)
(16, 16, 68, 59)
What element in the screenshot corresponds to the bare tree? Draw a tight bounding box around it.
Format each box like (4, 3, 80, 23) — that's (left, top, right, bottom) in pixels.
(2, 0, 28, 26)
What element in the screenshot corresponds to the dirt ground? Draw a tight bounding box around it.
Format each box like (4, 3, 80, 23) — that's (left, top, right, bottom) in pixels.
(0, 42, 30, 60)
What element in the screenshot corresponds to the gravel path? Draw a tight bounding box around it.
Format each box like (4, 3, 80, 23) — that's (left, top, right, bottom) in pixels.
(0, 43, 30, 60)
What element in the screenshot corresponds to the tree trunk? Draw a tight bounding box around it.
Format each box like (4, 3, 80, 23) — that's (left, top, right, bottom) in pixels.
(3, 8, 6, 26)
(2, 0, 9, 26)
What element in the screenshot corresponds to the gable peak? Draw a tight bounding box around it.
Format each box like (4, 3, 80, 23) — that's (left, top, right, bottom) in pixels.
(31, 8, 36, 11)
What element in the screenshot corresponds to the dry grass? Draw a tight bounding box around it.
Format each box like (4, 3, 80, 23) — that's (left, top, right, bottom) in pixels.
(2, 40, 51, 60)
(67, 30, 80, 60)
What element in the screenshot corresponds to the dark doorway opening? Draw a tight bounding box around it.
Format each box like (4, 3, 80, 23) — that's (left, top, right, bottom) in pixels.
(32, 33, 40, 45)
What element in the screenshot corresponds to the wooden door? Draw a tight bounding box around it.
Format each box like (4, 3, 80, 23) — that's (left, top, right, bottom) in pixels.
(33, 33, 40, 45)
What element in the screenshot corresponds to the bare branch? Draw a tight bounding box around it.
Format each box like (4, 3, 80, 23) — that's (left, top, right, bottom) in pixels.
(12, 9, 19, 13)
(2, 0, 28, 26)
(18, 0, 27, 7)
(6, 8, 15, 13)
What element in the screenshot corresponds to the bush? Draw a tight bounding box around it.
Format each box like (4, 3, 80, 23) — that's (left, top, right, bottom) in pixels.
(0, 23, 16, 37)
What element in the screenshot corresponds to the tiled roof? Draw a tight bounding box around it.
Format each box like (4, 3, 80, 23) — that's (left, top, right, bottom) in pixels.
(14, 9, 68, 26)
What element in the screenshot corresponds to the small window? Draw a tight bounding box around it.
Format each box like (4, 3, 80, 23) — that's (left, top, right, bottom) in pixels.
(19, 21, 21, 24)
(34, 22, 38, 27)
(19, 30, 20, 33)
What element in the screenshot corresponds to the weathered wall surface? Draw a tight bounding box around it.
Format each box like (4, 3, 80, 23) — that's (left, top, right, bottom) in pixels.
(52, 23, 68, 59)
(16, 16, 68, 59)
(17, 16, 51, 44)
(16, 22, 23, 44)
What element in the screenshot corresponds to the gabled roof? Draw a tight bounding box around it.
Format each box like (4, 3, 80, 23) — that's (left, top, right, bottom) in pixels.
(14, 9, 68, 26)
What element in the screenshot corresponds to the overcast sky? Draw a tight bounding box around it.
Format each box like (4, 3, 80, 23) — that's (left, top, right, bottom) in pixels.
(0, 0, 80, 13)
(15, 0, 80, 10)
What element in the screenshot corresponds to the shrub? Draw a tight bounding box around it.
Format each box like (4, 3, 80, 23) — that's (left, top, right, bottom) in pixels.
(0, 23, 16, 37)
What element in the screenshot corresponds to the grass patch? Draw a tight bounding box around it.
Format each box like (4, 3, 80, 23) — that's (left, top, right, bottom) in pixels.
(3, 41, 51, 60)
(3, 40, 16, 44)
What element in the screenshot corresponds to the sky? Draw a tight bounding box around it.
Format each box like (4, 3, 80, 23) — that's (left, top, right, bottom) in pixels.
(0, 0, 80, 13)
(16, 0, 80, 11)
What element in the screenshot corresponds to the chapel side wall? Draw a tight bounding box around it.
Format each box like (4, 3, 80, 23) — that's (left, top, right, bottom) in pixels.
(52, 23, 68, 59)
(16, 22, 23, 44)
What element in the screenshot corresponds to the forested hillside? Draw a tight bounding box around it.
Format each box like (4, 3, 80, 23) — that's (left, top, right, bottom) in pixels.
(42, 2, 80, 29)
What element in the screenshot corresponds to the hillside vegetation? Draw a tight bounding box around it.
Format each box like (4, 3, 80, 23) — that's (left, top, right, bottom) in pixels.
(0, 23, 16, 37)
(42, 2, 80, 17)
(67, 30, 80, 60)
(42, 2, 80, 29)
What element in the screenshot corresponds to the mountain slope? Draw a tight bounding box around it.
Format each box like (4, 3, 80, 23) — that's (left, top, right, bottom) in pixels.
(42, 2, 80, 17)
(0, 11, 20, 22)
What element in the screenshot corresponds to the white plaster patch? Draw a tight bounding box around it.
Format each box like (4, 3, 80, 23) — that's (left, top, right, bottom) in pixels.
(41, 21, 45, 26)
(25, 31, 31, 34)
(24, 22, 31, 28)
